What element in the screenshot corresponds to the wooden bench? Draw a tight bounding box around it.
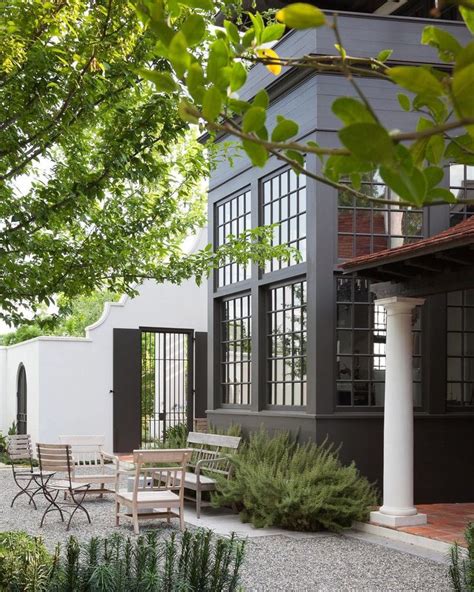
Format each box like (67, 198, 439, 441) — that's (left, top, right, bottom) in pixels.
(179, 432, 241, 518)
(58, 435, 117, 496)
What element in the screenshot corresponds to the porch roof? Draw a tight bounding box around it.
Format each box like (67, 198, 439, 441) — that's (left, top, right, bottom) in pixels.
(339, 216, 474, 298)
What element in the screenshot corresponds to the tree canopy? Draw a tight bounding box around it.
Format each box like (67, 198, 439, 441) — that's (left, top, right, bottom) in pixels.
(136, 0, 474, 208)
(0, 0, 291, 325)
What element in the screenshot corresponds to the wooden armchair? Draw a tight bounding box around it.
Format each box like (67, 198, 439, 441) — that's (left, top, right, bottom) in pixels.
(115, 448, 192, 535)
(58, 435, 117, 496)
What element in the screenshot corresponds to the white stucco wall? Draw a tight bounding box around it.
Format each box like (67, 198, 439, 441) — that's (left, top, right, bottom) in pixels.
(0, 229, 208, 451)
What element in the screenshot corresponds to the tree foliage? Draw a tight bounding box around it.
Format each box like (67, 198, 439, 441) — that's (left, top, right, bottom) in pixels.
(0, 0, 293, 325)
(0, 290, 119, 345)
(136, 0, 474, 209)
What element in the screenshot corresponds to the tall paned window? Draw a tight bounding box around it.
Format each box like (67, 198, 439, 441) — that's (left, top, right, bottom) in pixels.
(336, 275, 422, 407)
(221, 295, 252, 405)
(216, 190, 251, 287)
(447, 290, 474, 406)
(262, 168, 306, 272)
(449, 165, 474, 226)
(267, 280, 307, 406)
(338, 176, 423, 259)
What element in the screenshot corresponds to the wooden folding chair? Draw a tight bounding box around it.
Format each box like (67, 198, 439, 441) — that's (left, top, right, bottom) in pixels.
(36, 443, 92, 530)
(7, 435, 47, 510)
(115, 448, 192, 535)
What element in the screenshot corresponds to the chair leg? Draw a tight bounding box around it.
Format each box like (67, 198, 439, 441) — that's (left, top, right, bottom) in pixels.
(100, 483, 105, 499)
(179, 507, 185, 531)
(115, 501, 120, 526)
(196, 488, 201, 519)
(132, 507, 139, 535)
(67, 489, 91, 531)
(40, 490, 64, 527)
(166, 507, 171, 524)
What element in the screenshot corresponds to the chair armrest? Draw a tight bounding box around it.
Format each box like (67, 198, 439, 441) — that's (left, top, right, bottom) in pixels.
(101, 451, 118, 462)
(195, 457, 228, 476)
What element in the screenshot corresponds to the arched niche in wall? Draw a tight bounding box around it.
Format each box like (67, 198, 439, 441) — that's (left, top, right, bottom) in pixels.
(16, 364, 27, 435)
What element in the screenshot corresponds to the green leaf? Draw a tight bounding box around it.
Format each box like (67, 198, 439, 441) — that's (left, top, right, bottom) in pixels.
(332, 97, 375, 125)
(271, 117, 299, 142)
(186, 62, 205, 101)
(179, 0, 213, 10)
(388, 66, 444, 97)
(276, 3, 326, 29)
(253, 89, 269, 109)
(207, 39, 229, 83)
(445, 134, 474, 165)
(228, 99, 251, 115)
(379, 165, 427, 206)
(248, 12, 265, 43)
(261, 23, 286, 44)
(224, 20, 240, 45)
(181, 14, 206, 46)
(137, 69, 178, 92)
(168, 31, 190, 78)
(452, 64, 474, 133)
(242, 107, 266, 133)
(230, 62, 247, 92)
(426, 187, 457, 203)
(285, 150, 305, 169)
(324, 155, 373, 181)
(412, 96, 447, 123)
(202, 86, 222, 122)
(242, 28, 255, 49)
(242, 139, 268, 167)
(398, 93, 411, 112)
(455, 41, 474, 74)
(426, 135, 445, 164)
(178, 99, 199, 123)
(377, 49, 393, 62)
(421, 26, 461, 62)
(339, 123, 395, 165)
(460, 6, 474, 34)
(424, 166, 444, 190)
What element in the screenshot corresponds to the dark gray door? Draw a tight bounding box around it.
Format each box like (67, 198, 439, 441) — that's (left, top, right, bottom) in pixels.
(194, 332, 208, 419)
(16, 364, 27, 435)
(140, 328, 193, 446)
(113, 328, 141, 453)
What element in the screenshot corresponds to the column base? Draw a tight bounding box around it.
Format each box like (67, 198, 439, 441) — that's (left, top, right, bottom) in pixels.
(370, 510, 427, 527)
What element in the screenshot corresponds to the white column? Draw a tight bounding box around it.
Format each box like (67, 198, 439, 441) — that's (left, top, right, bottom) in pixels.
(370, 296, 427, 528)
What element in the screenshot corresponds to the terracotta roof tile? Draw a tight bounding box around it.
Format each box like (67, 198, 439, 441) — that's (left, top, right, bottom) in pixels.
(340, 215, 474, 271)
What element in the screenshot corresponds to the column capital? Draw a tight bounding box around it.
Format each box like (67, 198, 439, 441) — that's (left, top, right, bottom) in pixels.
(375, 296, 425, 313)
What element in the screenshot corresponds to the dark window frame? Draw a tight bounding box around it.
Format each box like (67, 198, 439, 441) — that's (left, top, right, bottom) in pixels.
(266, 277, 307, 408)
(335, 274, 423, 409)
(220, 292, 252, 407)
(215, 188, 252, 289)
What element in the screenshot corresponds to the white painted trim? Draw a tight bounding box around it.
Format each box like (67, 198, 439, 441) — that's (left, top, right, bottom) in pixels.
(353, 521, 467, 557)
(374, 0, 408, 15)
(3, 336, 92, 350)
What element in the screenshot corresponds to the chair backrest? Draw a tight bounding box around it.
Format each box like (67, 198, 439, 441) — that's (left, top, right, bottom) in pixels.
(131, 448, 193, 500)
(58, 435, 105, 467)
(7, 435, 33, 470)
(186, 432, 241, 478)
(37, 443, 74, 482)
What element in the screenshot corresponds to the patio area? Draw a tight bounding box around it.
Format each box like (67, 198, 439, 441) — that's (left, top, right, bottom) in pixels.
(0, 467, 453, 591)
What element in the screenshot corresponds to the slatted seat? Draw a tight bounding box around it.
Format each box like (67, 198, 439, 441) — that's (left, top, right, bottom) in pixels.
(179, 432, 241, 518)
(59, 435, 117, 496)
(36, 443, 92, 530)
(115, 448, 192, 535)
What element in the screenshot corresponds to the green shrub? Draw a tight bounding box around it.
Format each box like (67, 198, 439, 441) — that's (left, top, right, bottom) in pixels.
(449, 522, 474, 591)
(0, 531, 55, 591)
(212, 429, 378, 532)
(0, 529, 245, 592)
(163, 423, 189, 448)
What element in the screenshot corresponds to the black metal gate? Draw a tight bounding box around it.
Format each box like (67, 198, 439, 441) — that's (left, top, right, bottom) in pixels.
(17, 364, 27, 435)
(140, 328, 193, 447)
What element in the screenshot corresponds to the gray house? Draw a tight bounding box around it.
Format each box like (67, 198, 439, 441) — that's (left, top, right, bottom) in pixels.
(206, 1, 474, 513)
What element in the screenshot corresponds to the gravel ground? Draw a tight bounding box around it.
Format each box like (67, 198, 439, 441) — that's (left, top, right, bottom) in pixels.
(0, 469, 450, 591)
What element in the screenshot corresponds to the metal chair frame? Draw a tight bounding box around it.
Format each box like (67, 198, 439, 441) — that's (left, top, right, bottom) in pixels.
(36, 443, 92, 530)
(7, 435, 44, 510)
